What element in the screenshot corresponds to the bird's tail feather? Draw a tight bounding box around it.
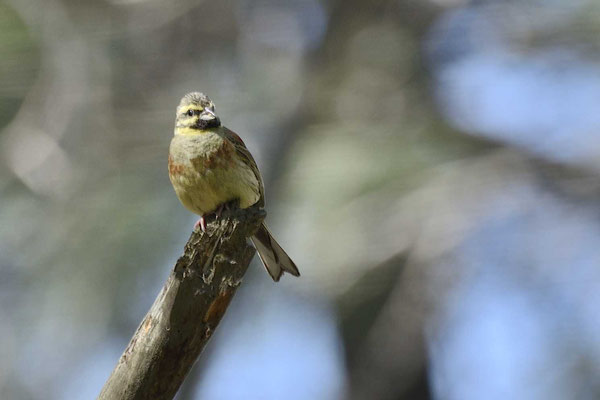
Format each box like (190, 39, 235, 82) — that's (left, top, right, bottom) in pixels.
(251, 223, 300, 281)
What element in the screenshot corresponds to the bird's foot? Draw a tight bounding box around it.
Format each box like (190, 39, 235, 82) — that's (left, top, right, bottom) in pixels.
(215, 203, 225, 219)
(196, 201, 239, 233)
(194, 216, 207, 233)
(215, 200, 239, 220)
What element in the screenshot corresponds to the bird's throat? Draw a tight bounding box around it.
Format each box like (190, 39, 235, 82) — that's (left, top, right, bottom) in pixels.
(175, 126, 213, 136)
(196, 118, 221, 130)
(175, 119, 221, 136)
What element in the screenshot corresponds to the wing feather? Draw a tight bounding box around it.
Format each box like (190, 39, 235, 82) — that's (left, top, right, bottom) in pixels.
(222, 127, 265, 207)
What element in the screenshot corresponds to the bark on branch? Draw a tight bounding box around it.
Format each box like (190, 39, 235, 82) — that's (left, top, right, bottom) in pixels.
(98, 206, 266, 400)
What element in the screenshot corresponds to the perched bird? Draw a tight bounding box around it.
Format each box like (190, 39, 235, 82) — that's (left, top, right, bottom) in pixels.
(168, 92, 300, 281)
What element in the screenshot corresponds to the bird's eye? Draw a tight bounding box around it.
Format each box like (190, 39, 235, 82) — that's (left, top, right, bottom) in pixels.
(186, 109, 194, 117)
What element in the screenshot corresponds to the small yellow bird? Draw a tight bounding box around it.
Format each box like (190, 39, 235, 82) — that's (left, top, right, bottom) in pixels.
(168, 92, 300, 281)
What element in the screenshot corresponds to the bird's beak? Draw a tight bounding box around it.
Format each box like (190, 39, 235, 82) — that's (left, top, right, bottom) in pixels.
(200, 108, 217, 121)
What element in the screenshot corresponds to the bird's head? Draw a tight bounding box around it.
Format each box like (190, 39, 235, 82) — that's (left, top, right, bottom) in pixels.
(175, 92, 221, 134)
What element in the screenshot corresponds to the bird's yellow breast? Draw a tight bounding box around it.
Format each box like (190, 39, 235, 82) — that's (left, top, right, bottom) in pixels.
(168, 128, 261, 215)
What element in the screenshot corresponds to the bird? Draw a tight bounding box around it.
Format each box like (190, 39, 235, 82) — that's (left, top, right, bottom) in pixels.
(168, 92, 300, 281)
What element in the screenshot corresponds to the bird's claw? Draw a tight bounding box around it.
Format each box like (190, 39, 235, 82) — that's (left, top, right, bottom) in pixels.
(215, 204, 225, 219)
(194, 202, 236, 233)
(194, 216, 207, 233)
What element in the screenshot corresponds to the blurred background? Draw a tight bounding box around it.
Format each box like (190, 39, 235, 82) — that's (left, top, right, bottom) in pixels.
(3, 0, 600, 399)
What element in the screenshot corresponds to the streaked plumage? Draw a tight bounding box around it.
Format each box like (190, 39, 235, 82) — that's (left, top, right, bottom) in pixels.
(168, 92, 300, 281)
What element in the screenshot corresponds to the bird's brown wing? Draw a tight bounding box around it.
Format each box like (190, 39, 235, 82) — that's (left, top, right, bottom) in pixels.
(221, 126, 300, 281)
(222, 126, 265, 208)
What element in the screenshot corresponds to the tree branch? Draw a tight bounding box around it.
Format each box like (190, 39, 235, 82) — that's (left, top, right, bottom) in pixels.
(98, 206, 266, 400)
